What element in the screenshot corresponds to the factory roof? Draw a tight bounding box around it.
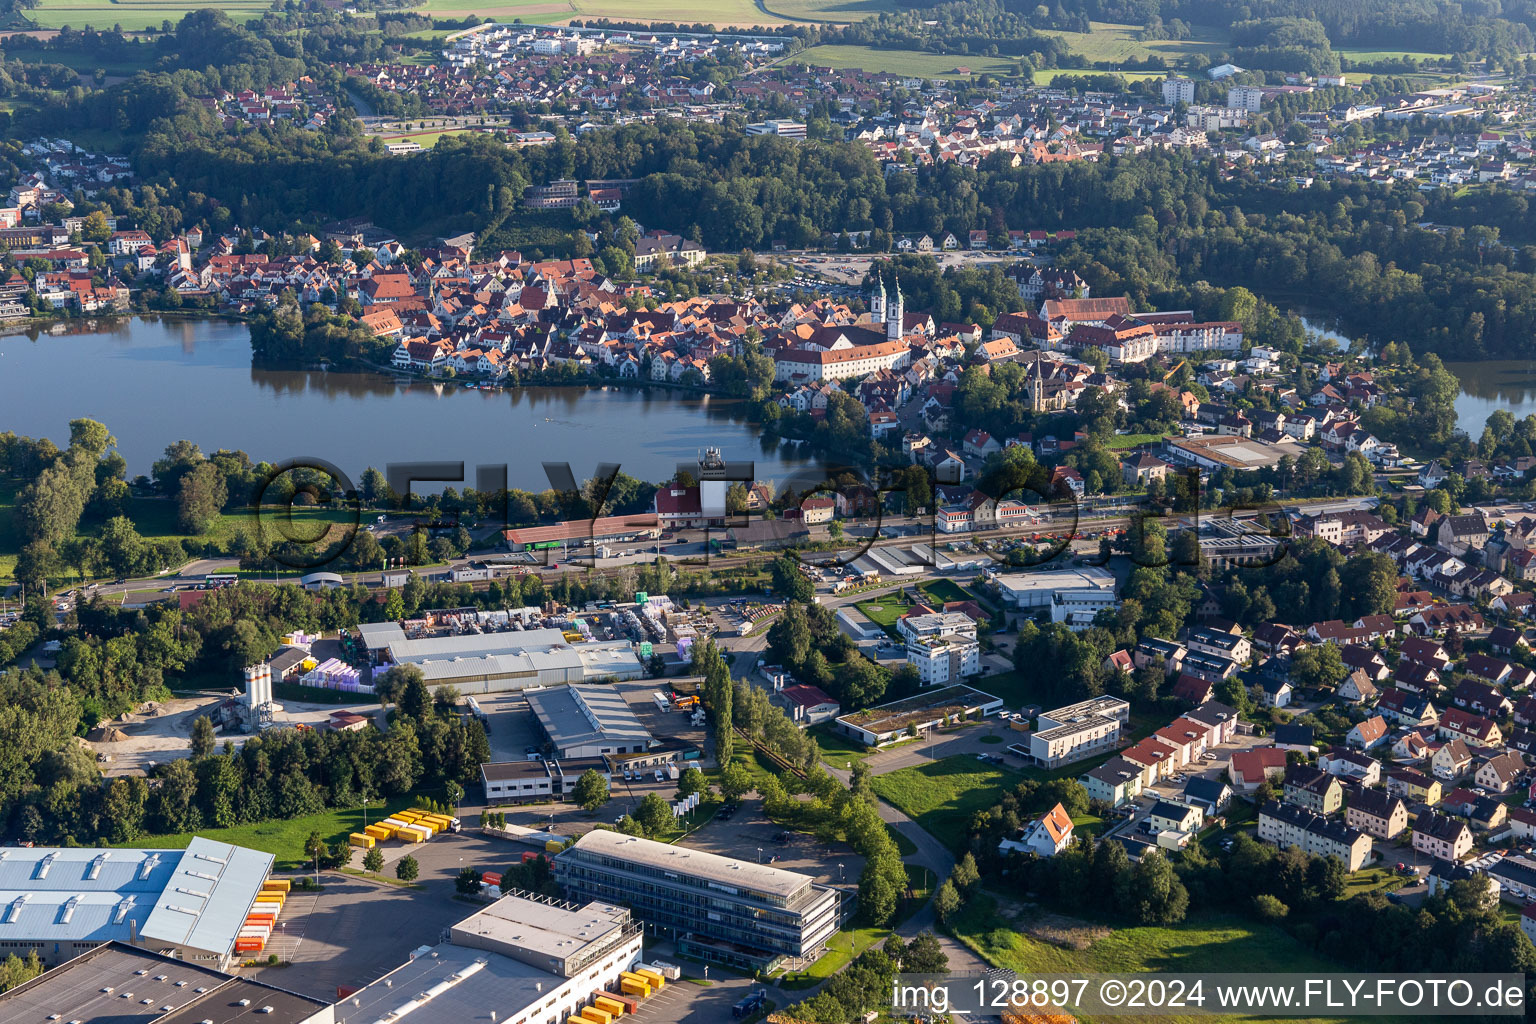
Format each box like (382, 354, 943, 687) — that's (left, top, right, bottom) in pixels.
(563, 829, 814, 903)
(333, 943, 566, 1024)
(526, 684, 652, 751)
(0, 942, 327, 1024)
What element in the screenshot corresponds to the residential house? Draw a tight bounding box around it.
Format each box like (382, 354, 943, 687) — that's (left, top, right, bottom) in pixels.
(999, 802, 1075, 857)
(1432, 738, 1475, 781)
(1475, 751, 1525, 793)
(1258, 801, 1372, 871)
(1347, 716, 1389, 750)
(1413, 812, 1473, 862)
(1284, 764, 1344, 814)
(1345, 788, 1408, 840)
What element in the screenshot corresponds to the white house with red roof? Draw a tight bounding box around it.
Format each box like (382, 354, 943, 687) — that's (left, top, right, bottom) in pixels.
(999, 802, 1074, 857)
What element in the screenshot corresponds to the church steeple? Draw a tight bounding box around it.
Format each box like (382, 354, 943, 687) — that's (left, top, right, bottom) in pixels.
(1030, 354, 1045, 413)
(887, 275, 904, 341)
(870, 275, 886, 322)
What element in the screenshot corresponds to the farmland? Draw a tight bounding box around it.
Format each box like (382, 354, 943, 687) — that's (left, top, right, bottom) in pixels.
(1049, 20, 1229, 66)
(789, 45, 1021, 79)
(22, 0, 273, 32)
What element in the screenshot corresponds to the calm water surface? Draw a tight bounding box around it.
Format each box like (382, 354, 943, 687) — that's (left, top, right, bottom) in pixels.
(0, 317, 822, 488)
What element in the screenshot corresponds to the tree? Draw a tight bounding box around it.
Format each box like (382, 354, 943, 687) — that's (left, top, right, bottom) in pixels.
(363, 846, 384, 873)
(176, 461, 228, 534)
(636, 792, 673, 836)
(573, 769, 610, 812)
(903, 932, 949, 974)
(1291, 644, 1346, 691)
(769, 555, 814, 603)
(1252, 893, 1288, 920)
(1130, 849, 1189, 925)
(396, 855, 420, 882)
(952, 853, 980, 892)
(676, 765, 706, 799)
(719, 761, 753, 801)
(190, 715, 216, 759)
(934, 880, 962, 922)
(456, 865, 482, 895)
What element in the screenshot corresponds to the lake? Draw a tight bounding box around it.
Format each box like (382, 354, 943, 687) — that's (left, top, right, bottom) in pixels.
(0, 316, 824, 490)
(1444, 360, 1536, 435)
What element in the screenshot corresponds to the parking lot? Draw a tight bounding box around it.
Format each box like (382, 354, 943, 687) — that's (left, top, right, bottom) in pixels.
(681, 794, 866, 892)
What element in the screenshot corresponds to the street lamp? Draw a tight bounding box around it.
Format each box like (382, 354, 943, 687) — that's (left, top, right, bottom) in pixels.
(837, 862, 844, 883)
(757, 847, 763, 864)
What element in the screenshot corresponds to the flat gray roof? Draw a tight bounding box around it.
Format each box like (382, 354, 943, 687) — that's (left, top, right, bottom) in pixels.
(452, 893, 630, 963)
(140, 837, 274, 956)
(526, 684, 652, 750)
(565, 830, 812, 902)
(333, 943, 564, 1024)
(0, 942, 229, 1023)
(0, 942, 326, 1024)
(361, 624, 642, 684)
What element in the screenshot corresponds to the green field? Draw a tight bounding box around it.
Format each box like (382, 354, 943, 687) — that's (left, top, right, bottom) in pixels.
(10, 47, 156, 75)
(114, 796, 422, 871)
(1051, 20, 1228, 66)
(376, 127, 478, 149)
(1334, 45, 1451, 62)
(1107, 431, 1175, 450)
(0, 478, 359, 585)
(950, 895, 1345, 1023)
(22, 0, 273, 31)
(869, 756, 1024, 855)
(917, 577, 973, 605)
(790, 44, 1019, 78)
(759, 0, 895, 21)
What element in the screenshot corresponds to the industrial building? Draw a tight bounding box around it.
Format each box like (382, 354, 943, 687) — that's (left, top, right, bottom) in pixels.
(553, 830, 839, 971)
(0, 941, 332, 1024)
(525, 684, 655, 759)
(0, 838, 276, 970)
(334, 892, 645, 1024)
(357, 623, 644, 693)
(990, 566, 1117, 629)
(481, 756, 612, 804)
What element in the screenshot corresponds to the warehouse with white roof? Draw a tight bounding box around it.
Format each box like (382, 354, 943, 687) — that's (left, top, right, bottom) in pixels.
(0, 837, 274, 969)
(357, 623, 644, 693)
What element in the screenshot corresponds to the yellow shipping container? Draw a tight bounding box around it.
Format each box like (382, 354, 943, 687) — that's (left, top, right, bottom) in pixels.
(348, 833, 375, 849)
(398, 826, 428, 843)
(593, 996, 625, 1017)
(619, 978, 649, 998)
(260, 879, 291, 893)
(634, 969, 664, 989)
(580, 1007, 612, 1024)
(364, 824, 392, 840)
(544, 839, 564, 853)
(380, 817, 410, 830)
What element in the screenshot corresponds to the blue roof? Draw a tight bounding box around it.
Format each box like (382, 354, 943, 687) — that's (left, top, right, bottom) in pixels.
(0, 837, 272, 956)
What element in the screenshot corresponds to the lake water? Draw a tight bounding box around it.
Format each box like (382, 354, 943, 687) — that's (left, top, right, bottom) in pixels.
(0, 316, 823, 489)
(1444, 360, 1536, 435)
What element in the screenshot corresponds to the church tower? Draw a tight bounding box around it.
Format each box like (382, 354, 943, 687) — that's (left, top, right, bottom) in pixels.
(1030, 354, 1046, 413)
(887, 276, 904, 341)
(870, 275, 886, 322)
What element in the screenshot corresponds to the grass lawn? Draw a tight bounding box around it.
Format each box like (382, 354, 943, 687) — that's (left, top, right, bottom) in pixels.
(972, 669, 1035, 709)
(1033, 68, 1164, 85)
(1051, 20, 1227, 66)
(11, 47, 156, 75)
(810, 723, 880, 766)
(950, 894, 1347, 1023)
(918, 577, 973, 605)
(375, 127, 479, 148)
(759, 0, 896, 21)
(1334, 45, 1451, 62)
(114, 796, 423, 871)
(0, 481, 359, 585)
(780, 862, 930, 988)
(854, 597, 904, 636)
(789, 45, 1020, 79)
(869, 756, 1024, 856)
